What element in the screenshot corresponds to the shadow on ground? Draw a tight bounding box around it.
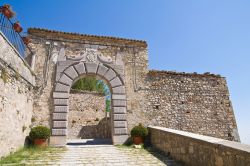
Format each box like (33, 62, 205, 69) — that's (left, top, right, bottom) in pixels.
(67, 138, 112, 146)
(145, 147, 184, 166)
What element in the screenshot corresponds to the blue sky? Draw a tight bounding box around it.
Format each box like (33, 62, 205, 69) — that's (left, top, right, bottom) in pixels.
(3, 0, 250, 144)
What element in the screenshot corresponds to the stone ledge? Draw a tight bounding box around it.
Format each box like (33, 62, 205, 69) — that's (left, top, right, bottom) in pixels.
(149, 126, 250, 166)
(149, 126, 250, 152)
(0, 32, 36, 86)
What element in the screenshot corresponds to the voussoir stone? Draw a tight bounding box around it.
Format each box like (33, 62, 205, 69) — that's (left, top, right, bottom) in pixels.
(104, 68, 116, 81)
(55, 83, 70, 93)
(64, 66, 78, 80)
(110, 77, 122, 87)
(59, 74, 73, 86)
(112, 86, 125, 94)
(97, 64, 109, 77)
(85, 62, 98, 74)
(74, 63, 86, 75)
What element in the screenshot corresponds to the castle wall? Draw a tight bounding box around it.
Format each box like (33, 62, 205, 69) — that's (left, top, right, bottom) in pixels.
(28, 28, 239, 142)
(143, 71, 240, 141)
(0, 32, 35, 157)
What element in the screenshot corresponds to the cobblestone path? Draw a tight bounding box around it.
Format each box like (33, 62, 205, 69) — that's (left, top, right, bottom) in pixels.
(6, 145, 181, 166)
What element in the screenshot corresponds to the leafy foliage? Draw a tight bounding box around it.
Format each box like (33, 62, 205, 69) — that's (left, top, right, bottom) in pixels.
(72, 76, 106, 93)
(106, 100, 111, 112)
(29, 126, 50, 140)
(131, 123, 148, 138)
(72, 76, 111, 112)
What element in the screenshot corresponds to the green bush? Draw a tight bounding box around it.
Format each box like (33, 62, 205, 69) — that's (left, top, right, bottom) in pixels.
(130, 123, 148, 138)
(29, 126, 50, 140)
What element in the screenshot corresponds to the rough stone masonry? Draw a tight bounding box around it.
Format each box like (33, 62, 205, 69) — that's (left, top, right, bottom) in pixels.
(0, 26, 241, 157)
(26, 27, 240, 145)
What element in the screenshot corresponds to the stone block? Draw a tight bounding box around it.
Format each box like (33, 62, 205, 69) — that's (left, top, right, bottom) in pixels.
(113, 100, 126, 107)
(112, 94, 126, 100)
(57, 60, 76, 67)
(114, 114, 127, 121)
(52, 129, 67, 136)
(53, 113, 67, 120)
(114, 128, 128, 135)
(54, 106, 68, 113)
(97, 64, 109, 76)
(53, 121, 67, 128)
(74, 63, 86, 75)
(55, 83, 70, 93)
(112, 135, 129, 145)
(110, 77, 122, 88)
(112, 86, 125, 94)
(85, 62, 98, 74)
(114, 121, 127, 128)
(53, 92, 69, 99)
(64, 66, 78, 80)
(54, 99, 69, 106)
(50, 136, 67, 147)
(113, 107, 127, 114)
(59, 74, 73, 86)
(104, 69, 116, 81)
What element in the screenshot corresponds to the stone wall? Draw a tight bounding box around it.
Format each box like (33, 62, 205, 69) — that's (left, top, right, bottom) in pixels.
(0, 32, 35, 158)
(149, 126, 250, 166)
(143, 71, 240, 141)
(68, 90, 110, 139)
(28, 28, 239, 143)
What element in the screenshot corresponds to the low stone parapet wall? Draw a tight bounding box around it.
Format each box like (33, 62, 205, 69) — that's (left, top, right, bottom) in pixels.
(149, 126, 250, 166)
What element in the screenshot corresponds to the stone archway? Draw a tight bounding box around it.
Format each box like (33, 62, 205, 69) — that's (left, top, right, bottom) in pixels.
(50, 62, 128, 146)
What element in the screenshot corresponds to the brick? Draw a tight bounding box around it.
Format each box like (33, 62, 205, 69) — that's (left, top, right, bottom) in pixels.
(112, 86, 125, 94)
(54, 99, 69, 106)
(53, 113, 67, 120)
(53, 92, 69, 99)
(110, 77, 122, 87)
(64, 66, 78, 80)
(113, 107, 126, 114)
(59, 74, 73, 86)
(114, 128, 128, 135)
(54, 106, 68, 113)
(53, 121, 67, 128)
(112, 94, 126, 100)
(114, 114, 127, 121)
(97, 64, 109, 77)
(113, 100, 126, 107)
(52, 129, 67, 136)
(104, 69, 116, 81)
(74, 63, 86, 75)
(114, 121, 127, 128)
(85, 62, 98, 74)
(55, 83, 70, 93)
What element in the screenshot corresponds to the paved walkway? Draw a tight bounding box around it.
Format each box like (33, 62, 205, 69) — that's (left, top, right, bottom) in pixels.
(18, 145, 180, 166)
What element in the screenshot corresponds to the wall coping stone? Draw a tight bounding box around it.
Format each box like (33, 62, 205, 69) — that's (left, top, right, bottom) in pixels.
(0, 32, 36, 86)
(149, 126, 250, 153)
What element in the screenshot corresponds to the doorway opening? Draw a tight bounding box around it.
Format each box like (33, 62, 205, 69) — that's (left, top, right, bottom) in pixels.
(67, 76, 112, 145)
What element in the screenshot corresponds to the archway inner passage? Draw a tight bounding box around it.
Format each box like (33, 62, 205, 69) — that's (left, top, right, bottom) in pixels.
(67, 76, 112, 145)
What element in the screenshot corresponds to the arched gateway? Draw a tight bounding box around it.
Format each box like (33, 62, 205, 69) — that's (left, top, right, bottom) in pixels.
(50, 60, 128, 146)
